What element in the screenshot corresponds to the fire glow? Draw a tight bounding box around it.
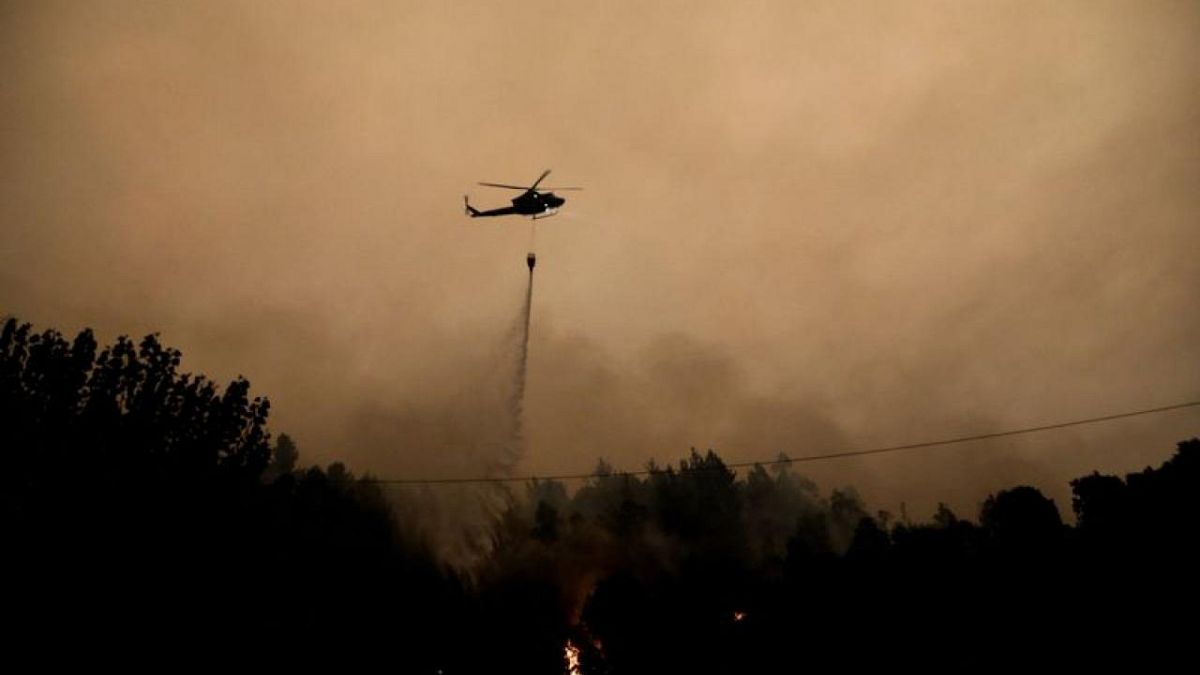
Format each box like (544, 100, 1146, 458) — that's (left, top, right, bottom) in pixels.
(565, 639, 582, 674)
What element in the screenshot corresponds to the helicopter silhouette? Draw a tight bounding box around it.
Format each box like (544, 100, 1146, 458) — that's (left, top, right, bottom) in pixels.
(464, 169, 582, 220)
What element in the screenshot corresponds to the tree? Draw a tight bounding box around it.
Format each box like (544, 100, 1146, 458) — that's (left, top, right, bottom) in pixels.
(933, 502, 959, 529)
(267, 432, 300, 478)
(980, 486, 1065, 558)
(1, 317, 464, 664)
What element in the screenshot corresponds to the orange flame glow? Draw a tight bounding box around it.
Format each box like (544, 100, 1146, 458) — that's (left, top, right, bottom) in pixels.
(565, 639, 582, 675)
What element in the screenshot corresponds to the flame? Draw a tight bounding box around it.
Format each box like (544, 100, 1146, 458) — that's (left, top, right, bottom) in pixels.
(565, 639, 582, 675)
(733, 611, 746, 622)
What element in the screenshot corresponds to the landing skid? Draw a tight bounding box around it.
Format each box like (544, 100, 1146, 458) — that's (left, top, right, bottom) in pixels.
(532, 209, 558, 221)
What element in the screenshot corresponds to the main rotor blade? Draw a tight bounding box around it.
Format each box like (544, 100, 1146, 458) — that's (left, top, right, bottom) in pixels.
(539, 186, 583, 191)
(478, 182, 531, 190)
(528, 169, 552, 192)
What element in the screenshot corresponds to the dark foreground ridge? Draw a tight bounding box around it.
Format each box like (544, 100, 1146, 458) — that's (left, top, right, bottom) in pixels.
(3, 316, 1197, 669)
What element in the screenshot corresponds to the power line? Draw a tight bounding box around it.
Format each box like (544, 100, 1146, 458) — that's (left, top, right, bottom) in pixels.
(366, 398, 1200, 487)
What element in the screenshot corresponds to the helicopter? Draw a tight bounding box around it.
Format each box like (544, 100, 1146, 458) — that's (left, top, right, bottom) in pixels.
(464, 169, 581, 220)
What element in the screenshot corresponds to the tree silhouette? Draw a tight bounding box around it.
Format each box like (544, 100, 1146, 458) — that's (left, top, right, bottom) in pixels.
(2, 317, 464, 664)
(6, 314, 1197, 670)
(980, 485, 1065, 555)
(264, 432, 299, 480)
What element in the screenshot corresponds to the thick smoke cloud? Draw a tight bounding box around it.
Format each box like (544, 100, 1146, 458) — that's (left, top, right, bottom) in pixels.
(2, 0, 1198, 523)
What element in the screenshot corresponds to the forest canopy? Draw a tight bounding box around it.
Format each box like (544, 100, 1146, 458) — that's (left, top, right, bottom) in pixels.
(3, 317, 1195, 670)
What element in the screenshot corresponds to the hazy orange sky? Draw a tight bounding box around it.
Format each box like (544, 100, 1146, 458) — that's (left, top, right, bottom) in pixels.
(3, 0, 1198, 518)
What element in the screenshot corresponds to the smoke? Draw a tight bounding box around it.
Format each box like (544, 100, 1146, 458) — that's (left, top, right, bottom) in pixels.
(3, 0, 1198, 554)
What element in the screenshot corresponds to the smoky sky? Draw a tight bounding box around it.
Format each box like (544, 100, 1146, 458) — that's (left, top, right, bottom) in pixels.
(2, 0, 1198, 519)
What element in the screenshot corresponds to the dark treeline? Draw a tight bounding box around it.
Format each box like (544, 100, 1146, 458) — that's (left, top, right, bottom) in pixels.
(3, 317, 1196, 669)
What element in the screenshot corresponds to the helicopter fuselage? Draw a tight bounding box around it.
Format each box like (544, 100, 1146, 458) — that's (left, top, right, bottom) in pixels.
(464, 170, 577, 219)
(511, 191, 565, 214)
(466, 191, 565, 219)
